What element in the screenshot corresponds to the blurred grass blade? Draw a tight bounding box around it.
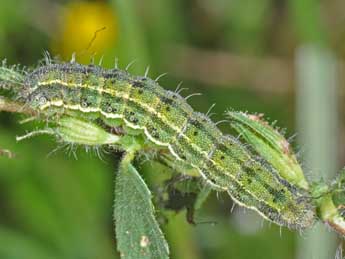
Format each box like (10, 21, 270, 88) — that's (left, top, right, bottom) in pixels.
(110, 0, 150, 74)
(114, 158, 169, 259)
(295, 45, 338, 259)
(0, 227, 58, 259)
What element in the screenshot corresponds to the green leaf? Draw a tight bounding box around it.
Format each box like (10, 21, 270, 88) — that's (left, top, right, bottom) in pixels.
(0, 227, 58, 259)
(114, 157, 169, 259)
(194, 184, 212, 210)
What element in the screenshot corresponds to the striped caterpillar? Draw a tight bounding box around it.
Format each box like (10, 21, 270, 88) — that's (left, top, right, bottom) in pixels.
(2, 59, 316, 230)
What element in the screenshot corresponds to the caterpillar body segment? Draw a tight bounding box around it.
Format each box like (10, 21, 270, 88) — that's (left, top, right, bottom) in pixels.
(20, 62, 315, 229)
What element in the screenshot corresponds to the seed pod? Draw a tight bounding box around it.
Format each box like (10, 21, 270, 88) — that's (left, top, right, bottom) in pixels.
(56, 116, 120, 145)
(227, 111, 309, 190)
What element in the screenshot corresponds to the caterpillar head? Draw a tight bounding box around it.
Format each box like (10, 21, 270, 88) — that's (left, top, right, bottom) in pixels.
(22, 65, 62, 110)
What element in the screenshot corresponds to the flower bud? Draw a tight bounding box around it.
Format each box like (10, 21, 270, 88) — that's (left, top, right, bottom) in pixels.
(227, 111, 309, 190)
(56, 116, 120, 145)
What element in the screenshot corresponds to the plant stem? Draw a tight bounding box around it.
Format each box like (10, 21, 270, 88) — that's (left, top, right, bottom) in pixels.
(0, 97, 35, 116)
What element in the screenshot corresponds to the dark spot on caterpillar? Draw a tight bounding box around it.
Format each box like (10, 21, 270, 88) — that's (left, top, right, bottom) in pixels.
(264, 207, 276, 218)
(138, 89, 143, 94)
(81, 101, 88, 108)
(81, 98, 91, 108)
(35, 95, 48, 106)
(107, 78, 114, 84)
(132, 80, 144, 88)
(130, 116, 138, 123)
(273, 189, 286, 204)
(161, 96, 173, 105)
(106, 105, 112, 113)
(166, 106, 171, 111)
(130, 111, 135, 116)
(262, 182, 282, 201)
(150, 128, 159, 138)
(220, 155, 225, 160)
(189, 118, 198, 127)
(193, 131, 198, 136)
(104, 71, 120, 79)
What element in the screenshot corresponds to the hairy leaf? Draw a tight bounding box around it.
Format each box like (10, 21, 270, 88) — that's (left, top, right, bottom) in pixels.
(114, 159, 169, 259)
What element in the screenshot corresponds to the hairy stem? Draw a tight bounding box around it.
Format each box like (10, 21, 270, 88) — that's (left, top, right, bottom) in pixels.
(0, 97, 36, 116)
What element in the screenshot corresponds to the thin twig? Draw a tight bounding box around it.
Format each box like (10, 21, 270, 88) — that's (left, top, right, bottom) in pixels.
(0, 97, 36, 116)
(0, 148, 15, 158)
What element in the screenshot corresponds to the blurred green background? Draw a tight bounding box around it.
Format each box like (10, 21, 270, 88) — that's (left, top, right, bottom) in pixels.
(0, 0, 344, 258)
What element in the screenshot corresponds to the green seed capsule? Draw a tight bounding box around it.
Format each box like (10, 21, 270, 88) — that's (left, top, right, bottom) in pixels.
(227, 111, 309, 190)
(56, 117, 120, 146)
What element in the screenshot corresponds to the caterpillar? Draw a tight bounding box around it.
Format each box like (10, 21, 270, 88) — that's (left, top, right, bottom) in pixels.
(4, 59, 316, 230)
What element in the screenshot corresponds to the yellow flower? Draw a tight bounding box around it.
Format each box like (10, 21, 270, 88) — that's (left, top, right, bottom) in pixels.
(53, 1, 118, 63)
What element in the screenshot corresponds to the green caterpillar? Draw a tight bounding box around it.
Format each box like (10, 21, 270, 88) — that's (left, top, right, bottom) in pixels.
(2, 59, 314, 230)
